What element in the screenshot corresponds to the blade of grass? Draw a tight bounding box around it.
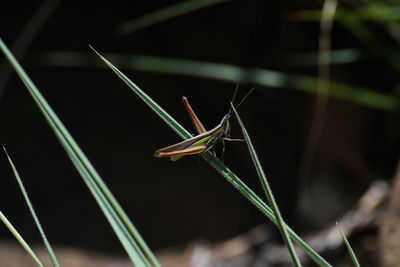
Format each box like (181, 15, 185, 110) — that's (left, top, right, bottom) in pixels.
(292, 8, 400, 71)
(0, 38, 159, 267)
(287, 48, 363, 66)
(230, 104, 301, 266)
(117, 0, 230, 34)
(298, 5, 400, 23)
(297, 0, 337, 213)
(0, 0, 60, 101)
(3, 147, 60, 267)
(204, 154, 331, 266)
(27, 51, 400, 111)
(337, 223, 360, 267)
(0, 210, 44, 267)
(337, 10, 400, 71)
(91, 47, 332, 267)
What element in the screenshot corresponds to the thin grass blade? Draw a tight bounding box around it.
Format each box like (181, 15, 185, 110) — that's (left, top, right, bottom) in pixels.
(0, 38, 158, 267)
(118, 0, 229, 34)
(293, 8, 400, 71)
(3, 147, 60, 267)
(28, 51, 400, 111)
(0, 210, 44, 267)
(89, 46, 192, 140)
(92, 48, 333, 267)
(337, 223, 361, 267)
(230, 104, 301, 266)
(287, 49, 363, 66)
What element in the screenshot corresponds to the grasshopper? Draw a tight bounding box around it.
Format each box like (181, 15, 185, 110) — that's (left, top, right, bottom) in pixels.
(154, 88, 253, 161)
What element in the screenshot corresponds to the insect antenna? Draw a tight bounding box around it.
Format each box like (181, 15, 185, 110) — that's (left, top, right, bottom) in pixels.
(226, 79, 241, 115)
(225, 79, 254, 117)
(234, 87, 255, 111)
(231, 78, 241, 104)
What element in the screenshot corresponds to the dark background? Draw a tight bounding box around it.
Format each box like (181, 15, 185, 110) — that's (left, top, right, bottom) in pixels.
(0, 0, 399, 265)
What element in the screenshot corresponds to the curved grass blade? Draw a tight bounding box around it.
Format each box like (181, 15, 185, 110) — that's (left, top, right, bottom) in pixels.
(230, 104, 302, 266)
(0, 210, 44, 267)
(118, 0, 230, 34)
(337, 223, 360, 267)
(90, 46, 192, 140)
(92, 48, 333, 267)
(287, 49, 363, 66)
(297, 0, 337, 213)
(0, 0, 60, 101)
(0, 38, 158, 267)
(3, 147, 60, 267)
(28, 51, 400, 111)
(292, 8, 400, 71)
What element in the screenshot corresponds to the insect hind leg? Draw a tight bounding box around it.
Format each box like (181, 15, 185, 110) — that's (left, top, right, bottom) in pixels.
(223, 137, 245, 142)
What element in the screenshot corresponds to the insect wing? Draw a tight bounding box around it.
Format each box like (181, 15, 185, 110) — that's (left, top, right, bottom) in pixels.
(158, 145, 207, 161)
(154, 130, 213, 158)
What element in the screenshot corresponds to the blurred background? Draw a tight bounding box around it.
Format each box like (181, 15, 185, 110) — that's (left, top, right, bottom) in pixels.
(0, 0, 399, 266)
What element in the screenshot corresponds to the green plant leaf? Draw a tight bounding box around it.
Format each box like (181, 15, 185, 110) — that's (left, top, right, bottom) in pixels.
(3, 147, 60, 267)
(117, 0, 230, 34)
(92, 47, 333, 267)
(0, 38, 159, 267)
(27, 51, 400, 111)
(0, 210, 44, 267)
(337, 223, 360, 267)
(230, 104, 302, 266)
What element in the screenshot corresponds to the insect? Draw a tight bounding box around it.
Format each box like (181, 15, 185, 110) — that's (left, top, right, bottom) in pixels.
(154, 87, 253, 161)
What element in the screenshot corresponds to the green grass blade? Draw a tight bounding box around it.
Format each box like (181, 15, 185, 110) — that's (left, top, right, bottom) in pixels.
(0, 38, 158, 267)
(28, 51, 400, 111)
(3, 147, 60, 267)
(337, 223, 360, 267)
(287, 49, 363, 66)
(92, 48, 333, 267)
(230, 104, 302, 266)
(293, 8, 400, 71)
(204, 154, 331, 266)
(89, 46, 191, 140)
(0, 210, 44, 267)
(117, 0, 230, 34)
(337, 11, 400, 71)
